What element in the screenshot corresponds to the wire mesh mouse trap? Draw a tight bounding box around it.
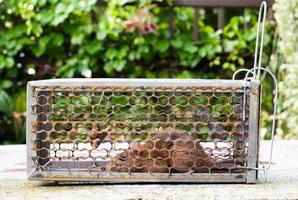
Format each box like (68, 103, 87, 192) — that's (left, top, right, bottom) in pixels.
(26, 1, 277, 184)
(26, 79, 261, 183)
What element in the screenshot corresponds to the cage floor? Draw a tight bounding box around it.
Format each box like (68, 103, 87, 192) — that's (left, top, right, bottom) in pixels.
(30, 160, 247, 183)
(38, 160, 245, 173)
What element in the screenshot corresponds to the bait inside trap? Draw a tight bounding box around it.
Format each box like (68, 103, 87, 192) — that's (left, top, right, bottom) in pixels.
(26, 79, 261, 183)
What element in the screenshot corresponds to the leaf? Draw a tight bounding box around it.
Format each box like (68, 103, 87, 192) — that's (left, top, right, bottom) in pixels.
(165, 0, 173, 6)
(104, 60, 126, 74)
(84, 41, 102, 54)
(0, 56, 15, 69)
(51, 33, 64, 46)
(0, 80, 13, 89)
(105, 48, 117, 60)
(114, 60, 126, 72)
(0, 56, 5, 69)
(238, 57, 244, 66)
(33, 35, 50, 57)
(56, 63, 76, 78)
(52, 3, 74, 26)
(55, 3, 66, 14)
(15, 91, 26, 113)
(96, 31, 107, 40)
(171, 39, 182, 48)
(40, 10, 55, 25)
(243, 29, 256, 41)
(155, 39, 169, 52)
(175, 70, 192, 78)
(0, 90, 13, 113)
(185, 44, 197, 54)
(71, 33, 84, 45)
(214, 105, 224, 112)
(118, 45, 129, 59)
(198, 47, 207, 57)
(103, 62, 114, 74)
(31, 23, 43, 37)
(81, 68, 92, 78)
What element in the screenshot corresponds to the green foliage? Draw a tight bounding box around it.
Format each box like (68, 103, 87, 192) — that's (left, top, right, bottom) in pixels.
(274, 0, 298, 139)
(50, 90, 236, 142)
(0, 0, 274, 143)
(0, 90, 26, 144)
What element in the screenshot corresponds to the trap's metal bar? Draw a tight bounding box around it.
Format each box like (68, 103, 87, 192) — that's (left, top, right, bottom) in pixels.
(33, 88, 246, 93)
(28, 78, 251, 88)
(29, 173, 247, 183)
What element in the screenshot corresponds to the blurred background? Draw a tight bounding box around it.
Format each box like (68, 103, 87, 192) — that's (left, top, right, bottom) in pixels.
(0, 0, 296, 144)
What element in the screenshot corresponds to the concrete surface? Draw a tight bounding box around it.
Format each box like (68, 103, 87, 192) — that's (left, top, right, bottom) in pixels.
(0, 140, 298, 200)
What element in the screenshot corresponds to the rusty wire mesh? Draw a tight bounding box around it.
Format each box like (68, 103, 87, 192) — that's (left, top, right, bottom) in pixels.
(29, 84, 251, 180)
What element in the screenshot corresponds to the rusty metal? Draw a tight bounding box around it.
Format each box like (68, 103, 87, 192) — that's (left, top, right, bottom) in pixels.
(97, 0, 274, 7)
(26, 79, 260, 183)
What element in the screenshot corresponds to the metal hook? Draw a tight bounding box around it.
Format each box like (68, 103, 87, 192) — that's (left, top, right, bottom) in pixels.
(232, 69, 252, 80)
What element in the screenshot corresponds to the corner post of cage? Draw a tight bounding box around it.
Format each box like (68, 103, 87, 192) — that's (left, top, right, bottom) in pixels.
(257, 83, 263, 180)
(26, 82, 34, 179)
(246, 79, 261, 183)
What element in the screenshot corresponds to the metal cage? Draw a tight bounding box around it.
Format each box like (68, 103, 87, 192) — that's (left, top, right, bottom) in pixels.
(26, 78, 261, 183)
(26, 1, 277, 184)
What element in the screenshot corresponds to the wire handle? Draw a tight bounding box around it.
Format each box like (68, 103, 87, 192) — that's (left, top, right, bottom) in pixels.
(244, 67, 278, 172)
(253, 1, 267, 79)
(231, 1, 278, 181)
(232, 67, 278, 180)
